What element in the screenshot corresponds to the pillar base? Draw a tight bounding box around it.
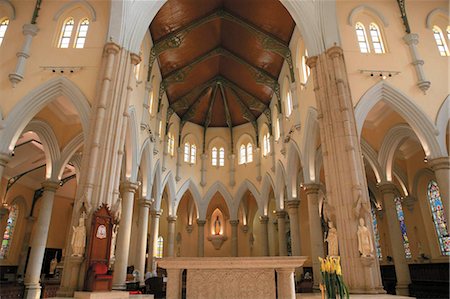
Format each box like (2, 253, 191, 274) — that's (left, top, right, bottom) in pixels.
(395, 282, 410, 296)
(112, 283, 126, 290)
(24, 283, 41, 299)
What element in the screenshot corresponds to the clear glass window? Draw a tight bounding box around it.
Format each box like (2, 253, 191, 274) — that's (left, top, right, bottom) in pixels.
(246, 143, 253, 163)
(75, 19, 89, 48)
(355, 22, 370, 53)
(239, 145, 246, 165)
(59, 18, 75, 48)
(286, 90, 293, 117)
(219, 147, 225, 167)
(433, 26, 449, 56)
(369, 23, 385, 54)
(184, 143, 190, 163)
(190, 144, 196, 164)
(0, 18, 9, 46)
(212, 147, 218, 166)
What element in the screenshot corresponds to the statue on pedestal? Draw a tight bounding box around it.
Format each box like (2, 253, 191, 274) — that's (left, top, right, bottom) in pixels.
(49, 252, 58, 274)
(357, 217, 374, 257)
(71, 212, 86, 257)
(325, 221, 338, 256)
(109, 224, 118, 261)
(214, 216, 221, 235)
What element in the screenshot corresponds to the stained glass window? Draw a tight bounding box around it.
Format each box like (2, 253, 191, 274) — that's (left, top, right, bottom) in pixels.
(156, 236, 163, 258)
(0, 205, 18, 259)
(427, 180, 450, 255)
(355, 22, 370, 53)
(394, 197, 412, 259)
(0, 19, 9, 46)
(371, 208, 382, 260)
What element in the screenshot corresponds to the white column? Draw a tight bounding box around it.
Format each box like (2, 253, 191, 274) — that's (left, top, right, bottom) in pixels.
(24, 180, 59, 299)
(175, 147, 182, 181)
(147, 209, 161, 272)
(9, 24, 39, 87)
(197, 219, 206, 257)
(136, 198, 151, 284)
(112, 181, 139, 289)
(17, 216, 36, 278)
(276, 268, 296, 299)
(403, 33, 430, 93)
(303, 183, 324, 289)
(230, 219, 239, 257)
(290, 82, 301, 130)
(276, 210, 288, 256)
(379, 182, 411, 296)
(429, 157, 450, 223)
(259, 215, 269, 256)
(167, 216, 177, 257)
(286, 200, 301, 256)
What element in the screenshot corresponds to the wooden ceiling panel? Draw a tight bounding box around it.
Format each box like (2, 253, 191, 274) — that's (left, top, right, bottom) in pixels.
(150, 0, 223, 41)
(225, 89, 248, 126)
(187, 89, 213, 125)
(209, 91, 227, 127)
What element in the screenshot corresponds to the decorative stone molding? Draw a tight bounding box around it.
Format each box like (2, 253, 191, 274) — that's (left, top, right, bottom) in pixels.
(207, 234, 227, 250)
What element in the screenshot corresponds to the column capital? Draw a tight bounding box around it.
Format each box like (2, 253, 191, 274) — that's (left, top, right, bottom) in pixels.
(41, 180, 60, 192)
(229, 219, 239, 226)
(428, 156, 450, 171)
(275, 210, 287, 219)
(286, 199, 300, 210)
(167, 215, 177, 223)
(326, 45, 344, 59)
(104, 42, 121, 55)
(305, 56, 318, 69)
(130, 53, 141, 65)
(139, 198, 152, 208)
(259, 215, 269, 224)
(119, 181, 139, 193)
(378, 182, 397, 195)
(303, 183, 321, 195)
(150, 209, 162, 217)
(196, 219, 206, 226)
(23, 24, 39, 36)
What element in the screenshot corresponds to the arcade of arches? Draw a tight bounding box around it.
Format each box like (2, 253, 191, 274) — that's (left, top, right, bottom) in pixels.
(0, 0, 448, 298)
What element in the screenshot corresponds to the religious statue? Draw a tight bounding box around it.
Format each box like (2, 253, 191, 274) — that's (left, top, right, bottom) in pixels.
(357, 217, 374, 257)
(49, 252, 58, 275)
(71, 212, 86, 257)
(214, 215, 221, 235)
(110, 224, 119, 261)
(112, 197, 122, 223)
(325, 221, 338, 256)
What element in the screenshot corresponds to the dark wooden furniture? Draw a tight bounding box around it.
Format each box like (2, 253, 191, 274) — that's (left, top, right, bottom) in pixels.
(84, 204, 114, 292)
(145, 277, 166, 298)
(380, 264, 396, 295)
(0, 282, 24, 298)
(409, 263, 449, 298)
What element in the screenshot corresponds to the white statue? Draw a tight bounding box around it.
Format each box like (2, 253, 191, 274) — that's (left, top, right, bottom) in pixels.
(357, 217, 374, 257)
(71, 212, 86, 257)
(49, 252, 58, 274)
(113, 197, 122, 223)
(110, 224, 118, 260)
(325, 221, 338, 256)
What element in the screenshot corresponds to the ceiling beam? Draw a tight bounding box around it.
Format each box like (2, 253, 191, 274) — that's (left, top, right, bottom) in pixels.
(217, 76, 267, 113)
(170, 78, 218, 111)
(148, 8, 295, 83)
(202, 84, 219, 153)
(218, 82, 234, 152)
(180, 85, 212, 125)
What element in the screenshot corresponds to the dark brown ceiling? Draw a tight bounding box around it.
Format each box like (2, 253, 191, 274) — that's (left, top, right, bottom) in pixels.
(150, 0, 295, 127)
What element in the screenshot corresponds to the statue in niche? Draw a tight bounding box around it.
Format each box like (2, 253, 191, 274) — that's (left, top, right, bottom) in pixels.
(49, 252, 58, 274)
(325, 221, 338, 256)
(357, 217, 374, 257)
(214, 215, 221, 235)
(71, 212, 87, 257)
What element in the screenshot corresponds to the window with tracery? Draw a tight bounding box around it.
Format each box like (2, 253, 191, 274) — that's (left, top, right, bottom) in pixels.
(239, 143, 253, 164)
(433, 26, 449, 56)
(371, 208, 382, 260)
(75, 18, 89, 48)
(369, 23, 385, 53)
(394, 197, 412, 259)
(239, 144, 246, 164)
(212, 147, 218, 166)
(58, 17, 90, 48)
(0, 18, 9, 46)
(427, 180, 450, 255)
(59, 18, 75, 48)
(355, 22, 370, 53)
(263, 133, 271, 157)
(0, 204, 18, 259)
(156, 236, 163, 258)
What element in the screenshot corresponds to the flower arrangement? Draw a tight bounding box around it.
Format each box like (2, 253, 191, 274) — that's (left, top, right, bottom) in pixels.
(318, 256, 349, 299)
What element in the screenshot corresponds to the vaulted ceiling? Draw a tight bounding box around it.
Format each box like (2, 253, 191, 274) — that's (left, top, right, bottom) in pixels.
(150, 0, 295, 128)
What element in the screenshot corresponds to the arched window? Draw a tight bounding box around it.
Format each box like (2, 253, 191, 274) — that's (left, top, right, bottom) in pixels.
(212, 147, 218, 166)
(0, 204, 18, 259)
(59, 18, 75, 48)
(427, 180, 450, 255)
(167, 134, 174, 156)
(0, 18, 9, 46)
(239, 144, 246, 165)
(190, 144, 196, 164)
(75, 18, 89, 48)
(433, 26, 449, 56)
(355, 22, 370, 53)
(285, 90, 293, 117)
(371, 208, 382, 260)
(369, 23, 385, 53)
(394, 197, 412, 259)
(184, 142, 190, 162)
(149, 91, 154, 115)
(301, 54, 310, 84)
(156, 236, 163, 258)
(275, 117, 281, 141)
(246, 143, 253, 163)
(263, 133, 271, 157)
(219, 147, 225, 167)
(158, 120, 162, 137)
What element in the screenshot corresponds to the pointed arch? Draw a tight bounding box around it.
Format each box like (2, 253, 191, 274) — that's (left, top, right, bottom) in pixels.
(347, 4, 389, 27)
(200, 181, 233, 220)
(53, 0, 97, 22)
(125, 106, 139, 181)
(275, 160, 287, 210)
(233, 179, 261, 219)
(286, 141, 302, 201)
(355, 81, 443, 158)
(174, 179, 201, 218)
(139, 139, 153, 199)
(361, 138, 383, 183)
(151, 160, 162, 209)
(301, 107, 319, 183)
(55, 132, 83, 180)
(412, 168, 435, 200)
(160, 171, 176, 215)
(426, 8, 449, 29)
(436, 95, 449, 156)
(0, 77, 91, 154)
(260, 173, 276, 216)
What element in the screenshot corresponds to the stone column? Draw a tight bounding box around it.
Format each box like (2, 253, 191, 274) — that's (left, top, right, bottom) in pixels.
(255, 147, 262, 181)
(306, 47, 384, 293)
(17, 216, 36, 278)
(166, 268, 183, 299)
(197, 219, 206, 257)
(230, 219, 239, 257)
(175, 147, 182, 181)
(24, 180, 59, 299)
(112, 181, 139, 289)
(136, 198, 151, 284)
(147, 209, 162, 272)
(276, 268, 296, 299)
(290, 82, 301, 130)
(200, 154, 207, 187)
(167, 216, 177, 257)
(0, 153, 11, 196)
(229, 154, 236, 186)
(403, 33, 430, 93)
(269, 135, 276, 172)
(276, 210, 288, 256)
(429, 157, 450, 222)
(286, 200, 301, 256)
(303, 183, 324, 288)
(379, 182, 411, 295)
(259, 215, 269, 256)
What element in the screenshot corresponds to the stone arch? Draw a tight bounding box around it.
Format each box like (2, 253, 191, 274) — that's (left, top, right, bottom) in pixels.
(435, 95, 449, 156)
(361, 138, 383, 183)
(233, 179, 261, 219)
(174, 179, 201, 218)
(151, 160, 162, 209)
(23, 120, 60, 180)
(108, 1, 339, 57)
(0, 77, 91, 154)
(125, 106, 139, 181)
(139, 138, 153, 199)
(393, 164, 409, 197)
(207, 136, 230, 153)
(286, 141, 302, 201)
(160, 171, 177, 215)
(274, 160, 287, 210)
(260, 173, 276, 216)
(301, 107, 319, 183)
(426, 7, 449, 29)
(0, 0, 15, 20)
(412, 168, 435, 200)
(53, 0, 97, 22)
(55, 132, 83, 181)
(347, 4, 389, 27)
(315, 146, 323, 183)
(200, 181, 233, 220)
(355, 81, 442, 158)
(235, 133, 256, 152)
